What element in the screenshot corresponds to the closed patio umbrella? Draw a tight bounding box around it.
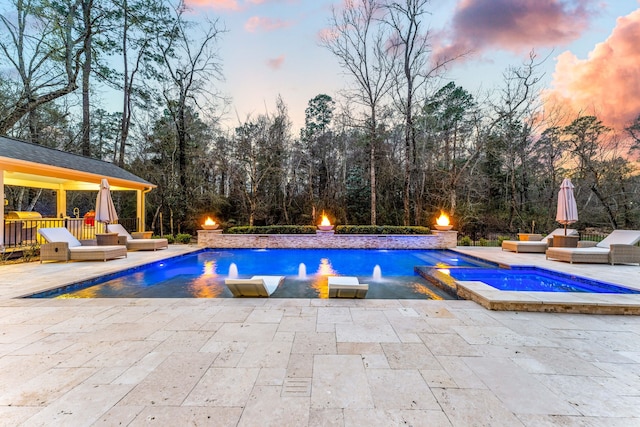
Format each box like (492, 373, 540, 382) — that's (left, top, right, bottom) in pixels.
(95, 178, 118, 227)
(556, 178, 578, 235)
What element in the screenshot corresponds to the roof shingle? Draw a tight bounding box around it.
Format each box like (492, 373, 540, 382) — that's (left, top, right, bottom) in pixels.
(0, 135, 153, 186)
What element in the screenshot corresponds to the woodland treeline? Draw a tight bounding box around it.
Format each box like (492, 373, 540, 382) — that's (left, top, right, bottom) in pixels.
(2, 0, 640, 237)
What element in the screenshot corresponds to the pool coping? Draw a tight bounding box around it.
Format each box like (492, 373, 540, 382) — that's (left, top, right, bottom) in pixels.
(456, 281, 640, 315)
(450, 248, 640, 315)
(7, 245, 640, 314)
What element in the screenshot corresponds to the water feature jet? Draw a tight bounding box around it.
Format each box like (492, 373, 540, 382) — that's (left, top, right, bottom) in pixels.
(373, 265, 382, 281)
(228, 263, 238, 278)
(298, 263, 307, 279)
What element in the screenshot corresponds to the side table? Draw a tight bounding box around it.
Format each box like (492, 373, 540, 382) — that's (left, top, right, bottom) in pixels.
(518, 233, 543, 241)
(96, 233, 119, 246)
(553, 235, 579, 248)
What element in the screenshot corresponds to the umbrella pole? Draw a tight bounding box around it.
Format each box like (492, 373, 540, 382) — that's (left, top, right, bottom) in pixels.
(564, 224, 567, 236)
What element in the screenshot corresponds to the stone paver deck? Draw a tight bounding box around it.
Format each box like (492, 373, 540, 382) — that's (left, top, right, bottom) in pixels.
(0, 245, 639, 426)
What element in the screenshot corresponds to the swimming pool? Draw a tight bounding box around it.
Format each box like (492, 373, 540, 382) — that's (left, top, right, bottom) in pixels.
(28, 249, 493, 299)
(435, 267, 640, 294)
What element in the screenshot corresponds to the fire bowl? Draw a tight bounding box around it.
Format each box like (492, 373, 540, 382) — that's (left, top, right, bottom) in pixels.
(433, 224, 453, 231)
(317, 225, 335, 231)
(202, 223, 219, 230)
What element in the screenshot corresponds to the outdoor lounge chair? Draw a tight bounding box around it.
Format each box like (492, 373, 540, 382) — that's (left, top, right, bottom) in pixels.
(224, 275, 284, 297)
(501, 228, 578, 253)
(328, 276, 369, 298)
(545, 229, 640, 265)
(38, 227, 127, 263)
(106, 224, 168, 251)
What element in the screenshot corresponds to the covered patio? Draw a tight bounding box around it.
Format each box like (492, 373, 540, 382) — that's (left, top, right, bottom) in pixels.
(1, 136, 156, 248)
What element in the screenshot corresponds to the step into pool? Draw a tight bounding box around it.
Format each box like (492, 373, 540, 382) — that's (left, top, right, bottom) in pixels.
(427, 267, 640, 294)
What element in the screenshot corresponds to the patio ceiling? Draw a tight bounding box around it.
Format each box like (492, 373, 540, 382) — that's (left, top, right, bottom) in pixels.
(3, 164, 149, 192)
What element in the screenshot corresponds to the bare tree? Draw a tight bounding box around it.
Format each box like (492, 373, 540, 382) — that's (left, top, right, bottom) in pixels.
(564, 115, 618, 228)
(321, 0, 395, 225)
(490, 52, 545, 229)
(0, 0, 85, 137)
(114, 0, 170, 167)
(155, 0, 224, 230)
(383, 0, 456, 225)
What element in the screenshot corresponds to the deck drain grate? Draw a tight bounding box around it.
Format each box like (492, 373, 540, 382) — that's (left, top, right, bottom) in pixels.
(282, 378, 312, 397)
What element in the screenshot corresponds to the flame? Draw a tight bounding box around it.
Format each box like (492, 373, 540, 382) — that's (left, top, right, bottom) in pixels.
(204, 217, 216, 226)
(436, 212, 450, 226)
(317, 258, 335, 276)
(320, 215, 331, 226)
(311, 258, 335, 299)
(202, 260, 216, 276)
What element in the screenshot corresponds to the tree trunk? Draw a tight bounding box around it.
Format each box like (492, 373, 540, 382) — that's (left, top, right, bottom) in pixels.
(370, 141, 376, 225)
(403, 91, 412, 226)
(27, 108, 39, 143)
(370, 109, 377, 225)
(591, 184, 618, 229)
(81, 0, 93, 156)
(119, 0, 129, 168)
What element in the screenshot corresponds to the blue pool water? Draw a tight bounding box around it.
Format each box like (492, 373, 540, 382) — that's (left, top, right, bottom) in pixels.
(28, 249, 492, 299)
(442, 267, 639, 294)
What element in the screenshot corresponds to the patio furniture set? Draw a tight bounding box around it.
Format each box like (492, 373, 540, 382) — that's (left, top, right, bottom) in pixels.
(502, 229, 640, 265)
(38, 225, 168, 263)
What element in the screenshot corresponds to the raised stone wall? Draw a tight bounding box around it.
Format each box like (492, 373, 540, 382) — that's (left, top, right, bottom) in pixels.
(197, 230, 457, 249)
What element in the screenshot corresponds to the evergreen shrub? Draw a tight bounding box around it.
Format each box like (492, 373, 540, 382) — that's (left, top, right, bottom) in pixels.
(335, 225, 430, 234)
(459, 235, 472, 246)
(175, 233, 192, 244)
(225, 225, 431, 234)
(227, 225, 317, 234)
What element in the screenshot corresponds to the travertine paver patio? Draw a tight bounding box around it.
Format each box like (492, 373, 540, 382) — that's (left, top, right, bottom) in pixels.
(0, 245, 639, 426)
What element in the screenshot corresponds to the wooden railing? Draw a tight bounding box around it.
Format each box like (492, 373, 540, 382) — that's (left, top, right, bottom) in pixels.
(2, 217, 138, 249)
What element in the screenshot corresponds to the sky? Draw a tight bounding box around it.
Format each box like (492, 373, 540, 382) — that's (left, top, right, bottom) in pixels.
(184, 0, 640, 133)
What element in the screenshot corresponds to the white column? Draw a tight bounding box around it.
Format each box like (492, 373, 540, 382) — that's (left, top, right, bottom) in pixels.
(57, 185, 67, 218)
(136, 189, 145, 232)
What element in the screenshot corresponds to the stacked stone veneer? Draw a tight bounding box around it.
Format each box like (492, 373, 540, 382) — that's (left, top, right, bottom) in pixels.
(197, 230, 457, 249)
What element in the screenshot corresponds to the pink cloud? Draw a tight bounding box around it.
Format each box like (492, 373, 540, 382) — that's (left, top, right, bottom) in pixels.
(185, 0, 297, 11)
(434, 0, 598, 62)
(317, 27, 339, 43)
(186, 0, 241, 10)
(267, 55, 285, 70)
(545, 9, 640, 131)
(244, 16, 293, 32)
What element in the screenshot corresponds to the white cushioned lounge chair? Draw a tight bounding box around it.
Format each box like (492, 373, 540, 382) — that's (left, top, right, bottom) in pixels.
(328, 276, 369, 298)
(224, 275, 284, 297)
(38, 227, 127, 263)
(502, 228, 578, 253)
(106, 224, 168, 251)
(545, 229, 640, 265)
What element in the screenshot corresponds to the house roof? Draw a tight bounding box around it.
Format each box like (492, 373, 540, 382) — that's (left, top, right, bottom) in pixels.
(0, 135, 155, 190)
